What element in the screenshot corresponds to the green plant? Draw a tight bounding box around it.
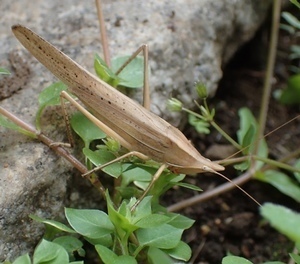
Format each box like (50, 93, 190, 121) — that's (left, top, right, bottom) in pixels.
(25, 196, 193, 264)
(168, 86, 300, 205)
(1, 0, 299, 262)
(0, 50, 199, 263)
(0, 68, 10, 75)
(222, 203, 300, 264)
(275, 0, 300, 104)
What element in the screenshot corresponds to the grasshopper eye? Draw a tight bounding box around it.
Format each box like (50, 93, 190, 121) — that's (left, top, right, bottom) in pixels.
(203, 165, 209, 171)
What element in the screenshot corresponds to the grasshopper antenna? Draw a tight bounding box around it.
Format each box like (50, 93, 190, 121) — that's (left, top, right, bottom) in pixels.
(221, 115, 300, 164)
(212, 170, 261, 206)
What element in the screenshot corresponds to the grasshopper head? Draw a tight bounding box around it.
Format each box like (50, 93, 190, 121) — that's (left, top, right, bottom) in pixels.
(168, 158, 224, 175)
(164, 125, 225, 175)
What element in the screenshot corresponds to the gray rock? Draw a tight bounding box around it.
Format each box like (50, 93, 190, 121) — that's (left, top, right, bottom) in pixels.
(0, 0, 271, 261)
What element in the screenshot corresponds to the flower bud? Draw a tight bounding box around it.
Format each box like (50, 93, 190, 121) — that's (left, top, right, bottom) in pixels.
(167, 98, 183, 112)
(195, 82, 208, 99)
(104, 137, 120, 152)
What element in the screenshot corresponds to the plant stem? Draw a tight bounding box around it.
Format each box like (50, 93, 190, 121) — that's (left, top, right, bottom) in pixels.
(167, 168, 255, 212)
(167, 149, 299, 212)
(255, 155, 300, 173)
(95, 0, 111, 67)
(182, 107, 241, 149)
(210, 120, 241, 150)
(254, 0, 281, 156)
(0, 106, 106, 198)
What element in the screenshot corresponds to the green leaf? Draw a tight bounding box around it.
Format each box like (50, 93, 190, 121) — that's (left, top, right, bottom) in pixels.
(85, 234, 113, 247)
(131, 196, 152, 223)
(0, 68, 10, 75)
(135, 214, 170, 228)
(279, 74, 300, 105)
(255, 170, 300, 202)
(166, 213, 195, 229)
(65, 208, 114, 240)
(164, 241, 192, 261)
(291, 0, 300, 9)
(83, 148, 122, 178)
(36, 82, 68, 129)
(53, 236, 85, 258)
(260, 203, 300, 243)
(147, 247, 173, 264)
(33, 239, 69, 264)
(12, 254, 31, 264)
(237, 108, 255, 150)
(30, 214, 76, 233)
(111, 55, 145, 88)
(233, 159, 250, 171)
(95, 245, 117, 264)
(106, 192, 138, 235)
(0, 115, 36, 138)
(222, 256, 253, 264)
(95, 244, 137, 264)
(282, 12, 300, 29)
(177, 182, 202, 191)
(237, 107, 268, 169)
(290, 45, 300, 59)
(280, 23, 296, 34)
(136, 224, 183, 249)
(94, 54, 120, 87)
(290, 253, 300, 264)
(294, 159, 300, 183)
(188, 114, 210, 134)
(121, 164, 153, 187)
(70, 112, 106, 147)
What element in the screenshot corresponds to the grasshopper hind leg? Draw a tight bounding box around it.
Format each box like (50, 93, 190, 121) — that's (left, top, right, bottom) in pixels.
(114, 44, 150, 110)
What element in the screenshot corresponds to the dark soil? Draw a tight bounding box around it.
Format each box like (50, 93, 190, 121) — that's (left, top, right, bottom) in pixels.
(162, 15, 300, 264)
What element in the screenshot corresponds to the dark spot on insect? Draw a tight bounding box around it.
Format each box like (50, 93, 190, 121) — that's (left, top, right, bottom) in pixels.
(74, 73, 78, 77)
(122, 108, 125, 111)
(108, 101, 111, 104)
(101, 97, 103, 100)
(38, 45, 42, 50)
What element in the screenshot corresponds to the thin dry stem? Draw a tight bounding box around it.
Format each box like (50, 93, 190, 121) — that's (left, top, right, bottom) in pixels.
(254, 0, 281, 154)
(167, 169, 254, 212)
(95, 0, 111, 66)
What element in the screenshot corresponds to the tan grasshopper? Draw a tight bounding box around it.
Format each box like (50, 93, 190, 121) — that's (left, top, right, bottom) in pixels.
(11, 25, 225, 177)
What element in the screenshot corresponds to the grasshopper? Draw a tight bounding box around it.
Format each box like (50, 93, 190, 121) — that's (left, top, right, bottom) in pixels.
(11, 25, 227, 201)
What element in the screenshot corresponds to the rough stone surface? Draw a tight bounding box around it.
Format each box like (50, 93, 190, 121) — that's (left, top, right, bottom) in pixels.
(0, 0, 271, 261)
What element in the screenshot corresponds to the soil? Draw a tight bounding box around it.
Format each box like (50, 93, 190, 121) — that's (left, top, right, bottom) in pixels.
(162, 15, 300, 264)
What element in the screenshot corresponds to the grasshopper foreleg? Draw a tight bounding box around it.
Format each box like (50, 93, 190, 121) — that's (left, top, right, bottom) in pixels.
(82, 150, 149, 177)
(131, 163, 168, 211)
